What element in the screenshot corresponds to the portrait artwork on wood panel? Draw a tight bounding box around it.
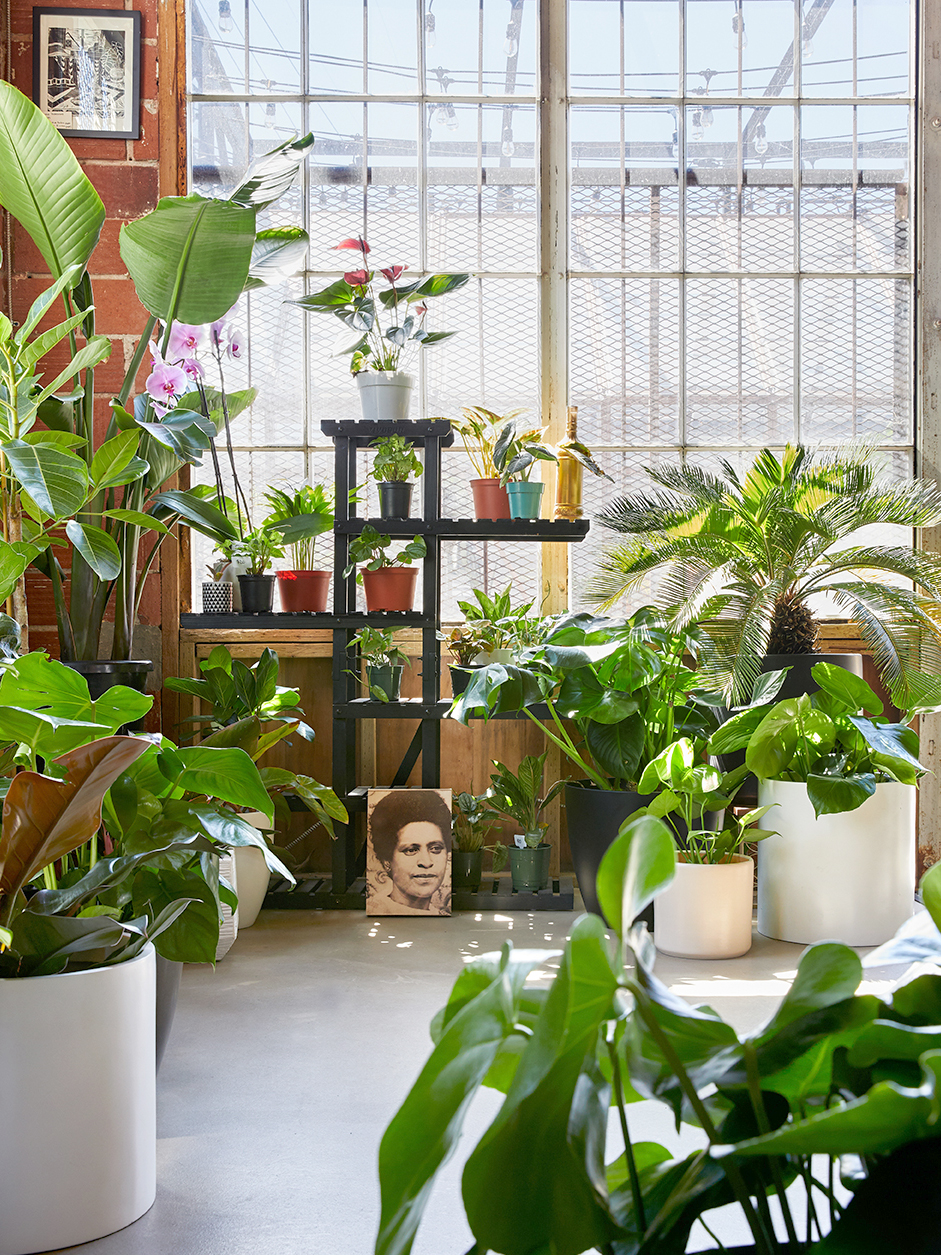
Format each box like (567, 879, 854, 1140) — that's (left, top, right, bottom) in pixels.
(366, 788, 452, 916)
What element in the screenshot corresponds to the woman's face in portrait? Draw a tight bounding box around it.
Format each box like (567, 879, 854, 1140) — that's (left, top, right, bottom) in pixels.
(384, 821, 448, 909)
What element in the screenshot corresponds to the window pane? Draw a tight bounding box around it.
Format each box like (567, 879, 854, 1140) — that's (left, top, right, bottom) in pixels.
(426, 0, 538, 97)
(367, 0, 418, 93)
(801, 0, 910, 98)
(569, 0, 680, 97)
(685, 0, 796, 98)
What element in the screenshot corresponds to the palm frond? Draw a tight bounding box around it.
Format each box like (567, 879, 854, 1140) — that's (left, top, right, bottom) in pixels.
(801, 546, 941, 599)
(823, 580, 941, 688)
(585, 535, 754, 610)
(645, 462, 734, 504)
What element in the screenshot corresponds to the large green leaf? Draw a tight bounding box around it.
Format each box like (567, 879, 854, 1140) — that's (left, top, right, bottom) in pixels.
(173, 746, 273, 818)
(0, 539, 42, 602)
(229, 133, 314, 209)
(119, 194, 257, 325)
(65, 520, 122, 579)
(584, 714, 645, 781)
(130, 865, 221, 964)
(2, 439, 88, 519)
(244, 226, 310, 290)
(376, 944, 551, 1255)
(149, 488, 240, 543)
(0, 82, 104, 279)
(811, 662, 884, 716)
(462, 915, 622, 1255)
(595, 813, 675, 937)
(752, 942, 863, 1043)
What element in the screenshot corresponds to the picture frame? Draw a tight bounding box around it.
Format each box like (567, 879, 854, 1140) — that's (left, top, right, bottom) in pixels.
(366, 788, 452, 917)
(32, 7, 141, 139)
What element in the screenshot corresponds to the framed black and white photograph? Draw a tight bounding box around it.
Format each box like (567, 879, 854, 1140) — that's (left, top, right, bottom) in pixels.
(366, 788, 452, 917)
(33, 7, 141, 139)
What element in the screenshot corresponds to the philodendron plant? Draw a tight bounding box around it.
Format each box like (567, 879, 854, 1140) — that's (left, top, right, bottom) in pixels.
(0, 80, 312, 660)
(375, 813, 941, 1255)
(343, 525, 427, 580)
(708, 661, 940, 817)
(634, 736, 776, 863)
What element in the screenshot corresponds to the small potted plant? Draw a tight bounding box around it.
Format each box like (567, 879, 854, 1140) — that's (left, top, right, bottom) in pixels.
(237, 528, 284, 614)
(202, 553, 233, 614)
(343, 524, 427, 612)
(456, 585, 536, 663)
(439, 624, 491, 695)
(452, 406, 528, 520)
(294, 238, 468, 421)
(632, 737, 775, 958)
(451, 791, 507, 890)
(370, 435, 423, 519)
(263, 484, 334, 612)
(482, 752, 567, 892)
(493, 415, 559, 520)
(349, 627, 411, 701)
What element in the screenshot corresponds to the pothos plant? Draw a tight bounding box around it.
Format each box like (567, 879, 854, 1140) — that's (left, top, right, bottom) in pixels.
(376, 814, 941, 1255)
(370, 435, 424, 484)
(294, 237, 469, 374)
(343, 525, 427, 580)
(0, 80, 312, 660)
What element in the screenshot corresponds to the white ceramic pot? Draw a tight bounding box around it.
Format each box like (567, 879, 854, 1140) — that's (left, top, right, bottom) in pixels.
(0, 945, 157, 1255)
(654, 855, 754, 959)
(356, 370, 415, 421)
(232, 811, 274, 929)
(757, 779, 916, 946)
(215, 851, 239, 959)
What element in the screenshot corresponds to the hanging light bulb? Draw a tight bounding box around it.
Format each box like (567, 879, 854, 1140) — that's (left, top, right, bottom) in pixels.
(265, 101, 276, 127)
(701, 105, 714, 129)
(802, 30, 814, 57)
(691, 109, 704, 141)
(754, 122, 768, 155)
(445, 104, 460, 132)
(670, 129, 679, 159)
(731, 11, 747, 48)
(218, 0, 233, 32)
(424, 12, 436, 48)
(433, 103, 449, 126)
(503, 23, 518, 57)
(502, 126, 515, 157)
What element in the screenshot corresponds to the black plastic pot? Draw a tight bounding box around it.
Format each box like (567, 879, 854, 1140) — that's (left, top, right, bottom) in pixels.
(564, 783, 656, 923)
(368, 663, 403, 700)
(509, 843, 551, 892)
(378, 481, 413, 519)
(64, 659, 153, 732)
(453, 849, 483, 890)
(238, 574, 275, 613)
(155, 955, 182, 1073)
(449, 664, 477, 696)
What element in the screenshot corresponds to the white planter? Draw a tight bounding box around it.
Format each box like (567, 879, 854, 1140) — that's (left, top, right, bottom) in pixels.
(356, 371, 415, 421)
(757, 779, 916, 946)
(0, 945, 156, 1255)
(215, 851, 239, 959)
(233, 811, 274, 928)
(655, 855, 754, 959)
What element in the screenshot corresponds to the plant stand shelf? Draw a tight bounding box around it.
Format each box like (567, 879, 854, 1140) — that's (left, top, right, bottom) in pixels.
(451, 875, 575, 911)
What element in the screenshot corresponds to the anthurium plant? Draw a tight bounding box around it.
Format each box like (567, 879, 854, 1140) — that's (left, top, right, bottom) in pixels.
(0, 80, 312, 660)
(375, 813, 941, 1255)
(293, 237, 468, 374)
(451, 791, 501, 856)
(707, 660, 939, 817)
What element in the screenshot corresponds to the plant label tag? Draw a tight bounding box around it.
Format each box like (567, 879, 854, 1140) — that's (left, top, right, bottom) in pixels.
(513, 834, 527, 849)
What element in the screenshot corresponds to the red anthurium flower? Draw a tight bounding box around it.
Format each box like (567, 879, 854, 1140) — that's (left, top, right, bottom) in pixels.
(379, 265, 407, 283)
(344, 269, 370, 287)
(414, 303, 428, 316)
(334, 237, 370, 253)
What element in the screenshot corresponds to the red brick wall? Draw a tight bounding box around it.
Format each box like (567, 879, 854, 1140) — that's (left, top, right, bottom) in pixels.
(4, 0, 165, 663)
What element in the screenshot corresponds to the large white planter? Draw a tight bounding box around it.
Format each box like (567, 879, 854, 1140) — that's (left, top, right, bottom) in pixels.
(0, 945, 157, 1255)
(356, 370, 414, 421)
(655, 855, 754, 959)
(233, 811, 274, 928)
(757, 779, 916, 946)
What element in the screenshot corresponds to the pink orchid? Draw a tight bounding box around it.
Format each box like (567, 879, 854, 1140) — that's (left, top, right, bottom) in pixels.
(209, 316, 229, 348)
(344, 269, 370, 287)
(182, 358, 205, 381)
(145, 359, 188, 414)
(380, 265, 407, 283)
(333, 237, 370, 254)
(227, 330, 244, 360)
(167, 322, 205, 359)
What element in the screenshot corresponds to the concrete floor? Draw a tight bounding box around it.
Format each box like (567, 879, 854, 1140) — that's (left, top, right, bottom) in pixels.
(57, 905, 915, 1255)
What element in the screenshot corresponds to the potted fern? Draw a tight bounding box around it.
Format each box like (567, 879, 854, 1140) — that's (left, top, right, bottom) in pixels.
(589, 444, 941, 704)
(263, 484, 334, 612)
(482, 753, 567, 892)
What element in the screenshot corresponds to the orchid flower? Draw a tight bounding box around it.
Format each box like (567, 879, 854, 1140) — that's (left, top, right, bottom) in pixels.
(167, 322, 206, 358)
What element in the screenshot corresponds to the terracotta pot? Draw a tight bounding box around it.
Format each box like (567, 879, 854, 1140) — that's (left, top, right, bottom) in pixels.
(361, 566, 418, 612)
(277, 570, 330, 612)
(470, 478, 511, 520)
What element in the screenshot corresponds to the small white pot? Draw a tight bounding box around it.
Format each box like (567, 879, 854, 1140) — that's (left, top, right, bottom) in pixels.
(356, 370, 415, 421)
(0, 945, 156, 1255)
(757, 779, 915, 946)
(655, 855, 754, 959)
(233, 811, 274, 929)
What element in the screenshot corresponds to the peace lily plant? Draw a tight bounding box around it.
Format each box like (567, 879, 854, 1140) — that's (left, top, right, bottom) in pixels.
(0, 80, 312, 660)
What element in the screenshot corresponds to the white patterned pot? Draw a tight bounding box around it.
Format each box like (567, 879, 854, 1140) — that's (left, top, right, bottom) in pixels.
(655, 855, 754, 959)
(0, 945, 156, 1255)
(202, 581, 233, 613)
(757, 779, 916, 946)
(356, 370, 414, 421)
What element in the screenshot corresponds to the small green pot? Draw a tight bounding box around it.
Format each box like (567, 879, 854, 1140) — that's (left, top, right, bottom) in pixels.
(509, 842, 551, 892)
(452, 850, 483, 891)
(367, 664, 403, 700)
(507, 481, 545, 520)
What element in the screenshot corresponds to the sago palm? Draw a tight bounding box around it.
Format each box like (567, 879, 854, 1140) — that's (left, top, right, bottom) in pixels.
(588, 445, 941, 703)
